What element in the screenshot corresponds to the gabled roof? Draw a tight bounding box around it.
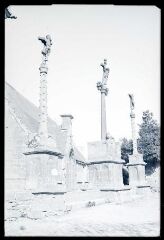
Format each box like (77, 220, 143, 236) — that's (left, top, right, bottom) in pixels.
(5, 82, 86, 162)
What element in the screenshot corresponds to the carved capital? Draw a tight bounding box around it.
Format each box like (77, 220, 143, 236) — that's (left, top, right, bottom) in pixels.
(102, 87, 108, 96)
(39, 66, 48, 74)
(97, 82, 108, 95)
(97, 81, 103, 90)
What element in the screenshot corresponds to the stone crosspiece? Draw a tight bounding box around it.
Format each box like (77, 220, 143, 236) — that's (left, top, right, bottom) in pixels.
(128, 94, 137, 155)
(97, 59, 110, 141)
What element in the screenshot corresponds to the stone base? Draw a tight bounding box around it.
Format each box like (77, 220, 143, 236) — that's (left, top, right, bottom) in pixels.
(88, 161, 125, 189)
(5, 184, 152, 221)
(24, 151, 66, 192)
(136, 185, 151, 196)
(5, 190, 32, 201)
(87, 140, 122, 162)
(6, 189, 131, 215)
(128, 153, 145, 165)
(127, 154, 146, 186)
(100, 186, 132, 203)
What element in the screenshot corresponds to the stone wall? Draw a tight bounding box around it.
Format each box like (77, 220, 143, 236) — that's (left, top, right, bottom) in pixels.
(5, 102, 27, 195)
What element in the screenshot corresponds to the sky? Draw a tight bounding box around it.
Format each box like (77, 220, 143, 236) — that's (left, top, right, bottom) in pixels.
(5, 5, 160, 157)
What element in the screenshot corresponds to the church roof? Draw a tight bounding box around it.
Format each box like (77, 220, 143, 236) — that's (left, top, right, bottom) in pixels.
(5, 82, 86, 162)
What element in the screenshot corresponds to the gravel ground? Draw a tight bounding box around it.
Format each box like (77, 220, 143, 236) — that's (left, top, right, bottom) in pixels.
(5, 191, 160, 237)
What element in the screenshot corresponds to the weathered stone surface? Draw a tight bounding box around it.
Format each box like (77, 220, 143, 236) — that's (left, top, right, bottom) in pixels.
(127, 154, 147, 186)
(87, 136, 125, 189)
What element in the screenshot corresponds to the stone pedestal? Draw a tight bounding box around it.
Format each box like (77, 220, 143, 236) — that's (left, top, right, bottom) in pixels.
(88, 161, 125, 190)
(126, 153, 147, 186)
(24, 148, 66, 193)
(87, 138, 125, 189)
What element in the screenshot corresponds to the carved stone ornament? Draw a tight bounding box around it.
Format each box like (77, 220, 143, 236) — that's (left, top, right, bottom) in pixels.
(128, 93, 135, 110)
(38, 35, 52, 59)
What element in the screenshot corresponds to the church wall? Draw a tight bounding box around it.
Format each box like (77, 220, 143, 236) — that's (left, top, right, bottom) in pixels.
(5, 102, 27, 194)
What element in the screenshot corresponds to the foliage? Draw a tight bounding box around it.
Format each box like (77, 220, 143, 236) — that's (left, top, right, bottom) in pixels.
(121, 138, 133, 184)
(137, 110, 160, 175)
(121, 138, 133, 164)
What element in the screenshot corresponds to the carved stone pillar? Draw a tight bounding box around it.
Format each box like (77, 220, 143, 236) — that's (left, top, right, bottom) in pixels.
(38, 63, 48, 146)
(128, 94, 137, 154)
(97, 59, 109, 141)
(101, 89, 108, 141)
(127, 94, 149, 189)
(130, 112, 137, 154)
(24, 35, 65, 194)
(60, 114, 74, 191)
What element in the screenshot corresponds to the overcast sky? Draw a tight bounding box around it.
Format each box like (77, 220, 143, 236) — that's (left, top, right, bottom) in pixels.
(5, 5, 160, 156)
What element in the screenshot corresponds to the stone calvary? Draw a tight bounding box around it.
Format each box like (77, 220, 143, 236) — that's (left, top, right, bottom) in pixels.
(5, 35, 150, 215)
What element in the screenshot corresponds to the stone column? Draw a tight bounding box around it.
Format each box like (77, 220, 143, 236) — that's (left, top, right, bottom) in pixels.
(60, 114, 74, 191)
(38, 62, 48, 146)
(101, 89, 107, 141)
(24, 36, 65, 194)
(97, 59, 109, 141)
(127, 94, 148, 189)
(37, 35, 52, 147)
(129, 94, 137, 154)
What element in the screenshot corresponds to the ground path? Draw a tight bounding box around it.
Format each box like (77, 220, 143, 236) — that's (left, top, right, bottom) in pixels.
(5, 191, 160, 236)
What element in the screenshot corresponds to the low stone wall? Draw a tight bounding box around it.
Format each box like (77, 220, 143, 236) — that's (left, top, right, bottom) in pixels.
(136, 185, 151, 196)
(5, 185, 151, 221)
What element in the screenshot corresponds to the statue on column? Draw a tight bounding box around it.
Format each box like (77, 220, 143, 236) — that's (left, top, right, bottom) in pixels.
(97, 59, 109, 96)
(128, 94, 135, 110)
(101, 59, 110, 85)
(38, 35, 52, 62)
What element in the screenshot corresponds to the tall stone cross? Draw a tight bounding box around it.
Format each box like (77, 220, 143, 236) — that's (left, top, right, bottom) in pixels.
(128, 94, 138, 154)
(97, 59, 110, 141)
(38, 35, 52, 146)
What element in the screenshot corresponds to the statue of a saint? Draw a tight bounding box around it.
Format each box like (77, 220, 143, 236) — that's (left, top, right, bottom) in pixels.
(128, 94, 135, 110)
(38, 35, 52, 58)
(101, 59, 110, 85)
